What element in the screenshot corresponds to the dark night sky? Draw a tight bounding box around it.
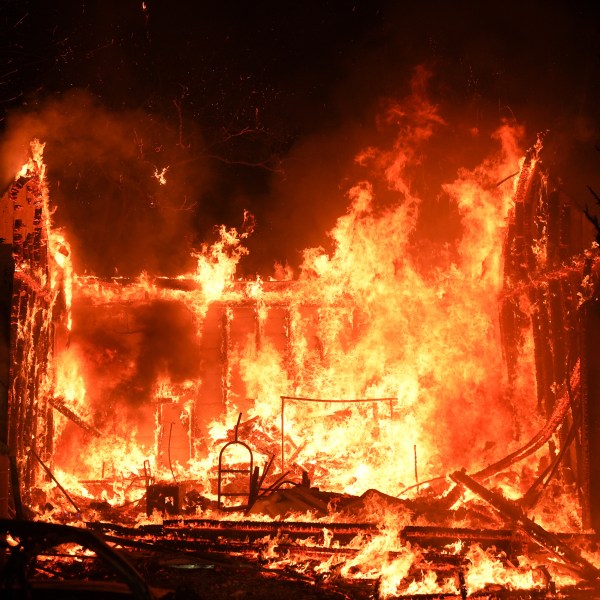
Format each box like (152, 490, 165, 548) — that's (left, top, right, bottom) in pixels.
(1, 0, 600, 276)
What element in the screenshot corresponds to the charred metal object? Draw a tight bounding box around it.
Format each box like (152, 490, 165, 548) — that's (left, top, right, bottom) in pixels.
(146, 484, 181, 517)
(217, 413, 255, 511)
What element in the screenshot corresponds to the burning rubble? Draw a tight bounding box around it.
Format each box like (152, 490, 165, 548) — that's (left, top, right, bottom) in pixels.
(1, 89, 600, 598)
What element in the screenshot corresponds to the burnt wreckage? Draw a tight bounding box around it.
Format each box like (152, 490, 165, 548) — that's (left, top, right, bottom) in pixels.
(1, 144, 600, 598)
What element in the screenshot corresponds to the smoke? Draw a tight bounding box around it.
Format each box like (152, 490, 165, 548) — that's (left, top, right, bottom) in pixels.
(239, 0, 600, 273)
(119, 300, 201, 406)
(258, 1, 600, 274)
(0, 90, 212, 276)
(70, 299, 201, 417)
(244, 68, 510, 276)
(1, 1, 599, 277)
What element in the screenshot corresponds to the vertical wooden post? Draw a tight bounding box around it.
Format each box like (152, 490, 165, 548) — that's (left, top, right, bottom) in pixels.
(580, 280, 600, 530)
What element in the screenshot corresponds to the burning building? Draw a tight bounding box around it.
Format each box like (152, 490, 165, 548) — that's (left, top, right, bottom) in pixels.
(2, 92, 600, 599)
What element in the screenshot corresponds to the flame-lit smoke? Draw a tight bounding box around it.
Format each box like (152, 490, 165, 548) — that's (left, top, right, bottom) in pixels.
(0, 90, 212, 277)
(110, 300, 202, 409)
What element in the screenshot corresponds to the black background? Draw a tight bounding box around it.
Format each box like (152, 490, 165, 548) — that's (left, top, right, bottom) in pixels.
(1, 0, 600, 276)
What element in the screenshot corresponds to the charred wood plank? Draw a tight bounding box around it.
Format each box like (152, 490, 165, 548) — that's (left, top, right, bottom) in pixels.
(558, 190, 572, 261)
(8, 454, 22, 519)
(522, 420, 578, 509)
(530, 284, 555, 416)
(162, 518, 376, 545)
(547, 189, 562, 268)
(549, 278, 567, 388)
(580, 272, 600, 531)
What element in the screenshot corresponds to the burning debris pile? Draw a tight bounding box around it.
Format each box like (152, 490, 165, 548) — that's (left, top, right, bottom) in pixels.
(2, 100, 600, 598)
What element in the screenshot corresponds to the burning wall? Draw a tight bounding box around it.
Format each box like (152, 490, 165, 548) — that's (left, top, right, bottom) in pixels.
(0, 144, 56, 505)
(500, 143, 600, 530)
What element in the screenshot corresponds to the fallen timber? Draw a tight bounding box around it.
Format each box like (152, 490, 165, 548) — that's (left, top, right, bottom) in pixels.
(10, 517, 596, 600)
(82, 519, 599, 599)
(87, 518, 597, 568)
(91, 518, 534, 550)
(450, 469, 600, 583)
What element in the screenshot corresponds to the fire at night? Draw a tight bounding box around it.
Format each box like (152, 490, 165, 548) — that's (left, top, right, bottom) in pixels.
(2, 2, 600, 599)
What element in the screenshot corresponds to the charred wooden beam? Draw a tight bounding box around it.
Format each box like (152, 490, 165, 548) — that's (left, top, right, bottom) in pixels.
(31, 449, 81, 515)
(400, 525, 526, 550)
(49, 396, 102, 437)
(0, 245, 13, 456)
(8, 454, 22, 519)
(163, 518, 377, 545)
(449, 469, 600, 583)
(531, 284, 555, 417)
(521, 420, 578, 509)
(580, 271, 600, 530)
